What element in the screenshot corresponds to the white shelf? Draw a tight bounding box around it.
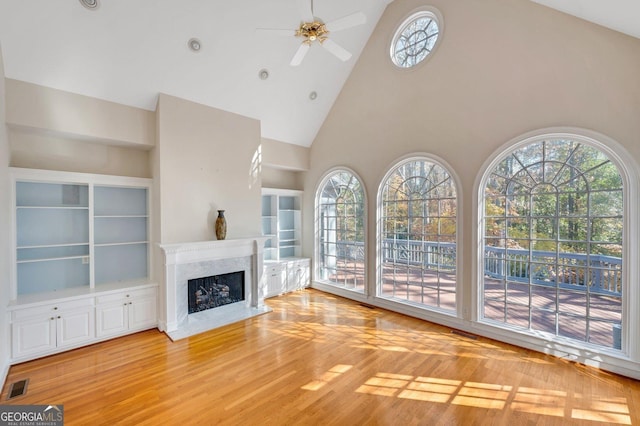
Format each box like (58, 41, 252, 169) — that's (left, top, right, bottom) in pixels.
(17, 206, 89, 210)
(17, 255, 88, 264)
(94, 215, 148, 218)
(17, 242, 88, 249)
(94, 241, 148, 247)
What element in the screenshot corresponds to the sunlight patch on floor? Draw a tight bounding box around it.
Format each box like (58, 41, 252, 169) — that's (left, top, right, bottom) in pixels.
(301, 364, 353, 391)
(355, 372, 631, 424)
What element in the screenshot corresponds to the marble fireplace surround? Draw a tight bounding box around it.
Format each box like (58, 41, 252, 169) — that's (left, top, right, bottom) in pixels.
(160, 237, 271, 341)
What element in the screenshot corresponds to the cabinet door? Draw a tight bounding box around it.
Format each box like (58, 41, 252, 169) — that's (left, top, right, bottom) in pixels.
(287, 260, 310, 292)
(12, 316, 57, 358)
(96, 303, 128, 338)
(57, 309, 95, 348)
(265, 264, 286, 298)
(129, 297, 157, 330)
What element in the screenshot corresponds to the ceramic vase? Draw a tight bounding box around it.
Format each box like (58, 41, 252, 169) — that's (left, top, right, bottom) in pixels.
(215, 210, 227, 240)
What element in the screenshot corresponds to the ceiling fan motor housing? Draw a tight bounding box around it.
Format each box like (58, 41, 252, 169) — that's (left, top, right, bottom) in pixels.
(296, 21, 329, 43)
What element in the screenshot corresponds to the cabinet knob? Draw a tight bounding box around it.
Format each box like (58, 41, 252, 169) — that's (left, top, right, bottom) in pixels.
(124, 303, 128, 306)
(53, 307, 58, 310)
(126, 294, 130, 297)
(57, 316, 61, 319)
(50, 317, 54, 321)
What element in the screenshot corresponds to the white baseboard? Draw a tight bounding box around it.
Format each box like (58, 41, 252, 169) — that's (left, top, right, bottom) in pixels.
(0, 358, 10, 393)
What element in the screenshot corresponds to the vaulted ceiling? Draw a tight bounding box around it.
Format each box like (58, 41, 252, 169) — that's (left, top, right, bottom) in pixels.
(0, 1, 638, 148)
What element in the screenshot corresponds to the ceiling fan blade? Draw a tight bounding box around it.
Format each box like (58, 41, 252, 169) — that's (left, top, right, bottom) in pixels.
(325, 11, 366, 32)
(321, 38, 352, 61)
(290, 43, 310, 66)
(296, 0, 314, 22)
(256, 28, 296, 37)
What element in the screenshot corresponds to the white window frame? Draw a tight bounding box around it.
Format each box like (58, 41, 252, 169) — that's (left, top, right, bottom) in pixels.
(474, 128, 640, 366)
(376, 154, 463, 316)
(314, 167, 368, 295)
(389, 6, 444, 71)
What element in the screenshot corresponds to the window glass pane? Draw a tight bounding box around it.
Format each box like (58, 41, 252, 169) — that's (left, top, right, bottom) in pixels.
(481, 139, 624, 350)
(379, 159, 457, 312)
(316, 171, 365, 293)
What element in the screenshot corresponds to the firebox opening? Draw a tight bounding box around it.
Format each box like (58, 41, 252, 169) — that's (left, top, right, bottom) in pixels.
(188, 271, 245, 314)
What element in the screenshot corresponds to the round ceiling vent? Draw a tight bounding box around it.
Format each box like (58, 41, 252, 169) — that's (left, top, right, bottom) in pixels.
(79, 0, 99, 10)
(188, 38, 202, 52)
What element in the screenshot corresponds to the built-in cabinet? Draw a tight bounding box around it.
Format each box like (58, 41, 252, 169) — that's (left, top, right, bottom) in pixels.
(8, 168, 158, 362)
(261, 188, 302, 261)
(11, 298, 95, 359)
(95, 287, 158, 338)
(261, 188, 310, 298)
(263, 258, 311, 298)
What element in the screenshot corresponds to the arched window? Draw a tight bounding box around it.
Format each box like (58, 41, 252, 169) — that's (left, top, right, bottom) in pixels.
(316, 169, 366, 292)
(378, 157, 457, 312)
(481, 138, 624, 350)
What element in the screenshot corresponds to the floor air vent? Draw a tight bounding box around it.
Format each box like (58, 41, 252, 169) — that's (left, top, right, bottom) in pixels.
(7, 379, 29, 399)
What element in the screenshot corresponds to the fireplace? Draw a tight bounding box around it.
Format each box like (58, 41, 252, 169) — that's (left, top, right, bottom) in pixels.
(160, 238, 271, 341)
(188, 271, 245, 314)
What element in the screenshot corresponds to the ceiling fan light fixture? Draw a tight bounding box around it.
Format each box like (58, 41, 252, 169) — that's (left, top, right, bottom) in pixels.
(296, 21, 329, 44)
(79, 0, 99, 10)
(188, 38, 202, 52)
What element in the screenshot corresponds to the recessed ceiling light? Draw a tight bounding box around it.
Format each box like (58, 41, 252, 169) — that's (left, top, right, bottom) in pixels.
(258, 69, 269, 80)
(79, 0, 99, 10)
(309, 91, 318, 100)
(188, 38, 201, 52)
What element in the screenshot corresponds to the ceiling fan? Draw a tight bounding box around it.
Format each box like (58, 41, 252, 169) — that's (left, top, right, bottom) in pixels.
(257, 0, 367, 66)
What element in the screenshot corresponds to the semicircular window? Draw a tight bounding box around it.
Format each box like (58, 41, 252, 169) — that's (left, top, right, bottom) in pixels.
(391, 10, 440, 68)
(481, 139, 624, 350)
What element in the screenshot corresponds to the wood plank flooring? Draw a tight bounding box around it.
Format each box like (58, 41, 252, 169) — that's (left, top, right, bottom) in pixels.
(2, 289, 639, 425)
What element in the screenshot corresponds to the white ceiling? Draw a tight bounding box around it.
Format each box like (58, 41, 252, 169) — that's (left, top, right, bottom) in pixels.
(530, 0, 640, 40)
(0, 1, 638, 148)
(0, 0, 390, 147)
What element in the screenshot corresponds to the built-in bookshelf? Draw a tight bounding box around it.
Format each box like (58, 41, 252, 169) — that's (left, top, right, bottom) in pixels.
(261, 188, 302, 260)
(11, 168, 152, 298)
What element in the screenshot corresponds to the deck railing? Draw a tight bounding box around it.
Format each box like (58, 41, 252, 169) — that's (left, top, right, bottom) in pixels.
(335, 239, 622, 296)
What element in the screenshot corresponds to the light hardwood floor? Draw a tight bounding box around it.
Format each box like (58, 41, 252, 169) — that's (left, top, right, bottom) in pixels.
(2, 289, 639, 425)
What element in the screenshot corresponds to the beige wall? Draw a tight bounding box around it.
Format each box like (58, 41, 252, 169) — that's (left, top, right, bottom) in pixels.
(5, 80, 152, 177)
(260, 138, 308, 190)
(0, 44, 11, 381)
(261, 138, 310, 171)
(156, 93, 262, 244)
(262, 167, 305, 190)
(5, 79, 155, 148)
(304, 0, 640, 310)
(9, 128, 151, 177)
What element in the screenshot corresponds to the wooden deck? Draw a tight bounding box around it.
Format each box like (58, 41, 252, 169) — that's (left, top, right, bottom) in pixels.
(2, 289, 639, 425)
(328, 262, 622, 348)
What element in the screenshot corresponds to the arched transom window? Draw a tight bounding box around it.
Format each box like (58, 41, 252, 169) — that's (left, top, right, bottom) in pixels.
(316, 170, 365, 292)
(482, 139, 624, 349)
(379, 158, 457, 312)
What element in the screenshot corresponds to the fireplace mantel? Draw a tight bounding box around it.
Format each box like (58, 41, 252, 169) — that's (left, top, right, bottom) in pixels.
(160, 237, 271, 340)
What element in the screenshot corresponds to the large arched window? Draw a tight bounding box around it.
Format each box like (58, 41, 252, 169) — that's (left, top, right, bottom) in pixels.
(378, 157, 458, 312)
(316, 169, 366, 292)
(481, 137, 624, 350)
